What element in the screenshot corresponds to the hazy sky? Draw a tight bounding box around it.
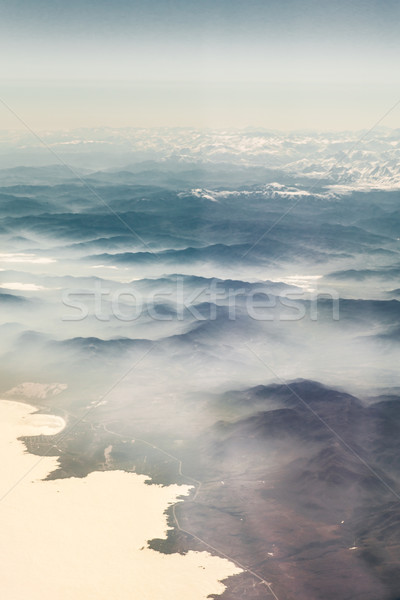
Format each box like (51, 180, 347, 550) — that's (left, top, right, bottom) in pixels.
(0, 0, 399, 130)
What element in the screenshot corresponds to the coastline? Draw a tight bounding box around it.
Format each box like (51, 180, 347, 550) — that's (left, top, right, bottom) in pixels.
(0, 399, 241, 599)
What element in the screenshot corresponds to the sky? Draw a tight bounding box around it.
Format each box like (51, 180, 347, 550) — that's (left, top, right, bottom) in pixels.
(0, 0, 399, 130)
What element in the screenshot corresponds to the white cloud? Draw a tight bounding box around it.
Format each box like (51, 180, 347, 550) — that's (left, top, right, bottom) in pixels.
(0, 253, 55, 264)
(0, 282, 45, 291)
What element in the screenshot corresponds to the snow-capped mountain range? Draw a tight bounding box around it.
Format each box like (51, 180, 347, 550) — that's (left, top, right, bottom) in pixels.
(1, 127, 400, 191)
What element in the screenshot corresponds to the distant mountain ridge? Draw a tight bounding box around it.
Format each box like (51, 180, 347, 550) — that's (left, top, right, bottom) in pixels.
(1, 128, 400, 190)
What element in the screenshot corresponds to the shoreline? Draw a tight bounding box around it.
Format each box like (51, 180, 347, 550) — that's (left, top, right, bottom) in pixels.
(0, 398, 242, 599)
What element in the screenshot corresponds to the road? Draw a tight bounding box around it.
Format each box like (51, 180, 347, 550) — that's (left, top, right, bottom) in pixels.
(100, 422, 280, 599)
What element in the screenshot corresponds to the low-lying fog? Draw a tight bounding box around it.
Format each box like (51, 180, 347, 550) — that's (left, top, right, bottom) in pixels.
(1, 137, 399, 600)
